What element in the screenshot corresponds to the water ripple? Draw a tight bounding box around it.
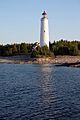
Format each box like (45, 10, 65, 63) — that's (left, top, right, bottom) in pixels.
(0, 64, 80, 120)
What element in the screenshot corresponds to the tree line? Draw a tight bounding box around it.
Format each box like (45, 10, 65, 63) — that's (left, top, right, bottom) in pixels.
(0, 43, 32, 56)
(49, 40, 80, 56)
(0, 40, 80, 57)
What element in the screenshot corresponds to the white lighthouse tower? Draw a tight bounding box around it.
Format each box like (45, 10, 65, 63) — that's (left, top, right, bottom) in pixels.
(40, 11, 49, 48)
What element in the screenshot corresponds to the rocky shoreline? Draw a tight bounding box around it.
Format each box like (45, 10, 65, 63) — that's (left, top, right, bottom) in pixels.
(0, 55, 80, 67)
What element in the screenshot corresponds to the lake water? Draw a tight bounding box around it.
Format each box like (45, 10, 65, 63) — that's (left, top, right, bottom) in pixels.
(0, 64, 80, 120)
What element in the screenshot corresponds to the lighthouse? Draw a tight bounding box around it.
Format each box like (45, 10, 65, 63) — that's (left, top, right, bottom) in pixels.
(40, 11, 49, 48)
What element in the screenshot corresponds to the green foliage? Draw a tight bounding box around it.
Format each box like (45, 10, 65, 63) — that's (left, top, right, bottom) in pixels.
(0, 43, 32, 56)
(31, 50, 40, 58)
(31, 45, 53, 58)
(12, 44, 17, 55)
(0, 40, 80, 57)
(50, 40, 80, 56)
(20, 43, 28, 54)
(40, 45, 52, 56)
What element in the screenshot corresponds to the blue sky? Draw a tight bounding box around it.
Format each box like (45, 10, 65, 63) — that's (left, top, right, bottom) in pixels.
(0, 0, 80, 44)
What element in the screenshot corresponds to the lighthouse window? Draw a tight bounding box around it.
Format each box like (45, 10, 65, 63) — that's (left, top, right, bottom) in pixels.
(44, 30, 45, 32)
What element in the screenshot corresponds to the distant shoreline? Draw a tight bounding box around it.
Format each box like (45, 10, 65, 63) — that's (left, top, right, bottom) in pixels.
(0, 55, 80, 67)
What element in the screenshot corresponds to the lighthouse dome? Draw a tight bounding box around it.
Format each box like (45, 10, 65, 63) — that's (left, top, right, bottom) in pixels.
(42, 11, 47, 15)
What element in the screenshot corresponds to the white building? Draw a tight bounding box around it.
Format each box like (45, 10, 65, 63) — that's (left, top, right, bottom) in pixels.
(40, 11, 49, 48)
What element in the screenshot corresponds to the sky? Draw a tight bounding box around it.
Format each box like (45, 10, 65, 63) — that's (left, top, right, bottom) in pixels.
(0, 0, 80, 44)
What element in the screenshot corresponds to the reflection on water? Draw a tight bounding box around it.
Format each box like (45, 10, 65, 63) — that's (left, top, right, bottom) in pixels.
(39, 64, 53, 111)
(0, 64, 80, 120)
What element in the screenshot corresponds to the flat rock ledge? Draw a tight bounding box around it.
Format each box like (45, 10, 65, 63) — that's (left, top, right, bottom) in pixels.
(0, 55, 80, 67)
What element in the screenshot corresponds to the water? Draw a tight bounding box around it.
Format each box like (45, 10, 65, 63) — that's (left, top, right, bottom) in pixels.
(0, 64, 80, 120)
